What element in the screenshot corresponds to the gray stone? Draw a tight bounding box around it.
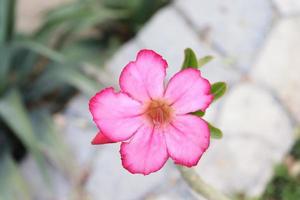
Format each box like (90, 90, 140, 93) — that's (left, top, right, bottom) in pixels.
(273, 0, 300, 15)
(136, 6, 203, 77)
(135, 6, 240, 83)
(251, 17, 300, 122)
(196, 83, 293, 197)
(175, 0, 273, 71)
(145, 180, 199, 200)
(20, 156, 71, 200)
(59, 94, 98, 165)
(85, 144, 179, 200)
(218, 83, 293, 150)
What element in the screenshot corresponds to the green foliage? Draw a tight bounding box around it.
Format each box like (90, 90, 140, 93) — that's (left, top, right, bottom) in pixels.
(182, 48, 198, 69)
(181, 48, 214, 70)
(182, 48, 226, 140)
(0, 0, 15, 43)
(0, 90, 47, 171)
(261, 139, 300, 200)
(193, 110, 205, 117)
(261, 164, 300, 200)
(211, 82, 227, 101)
(208, 123, 223, 139)
(0, 152, 31, 200)
(290, 139, 300, 159)
(198, 55, 214, 68)
(0, 0, 170, 196)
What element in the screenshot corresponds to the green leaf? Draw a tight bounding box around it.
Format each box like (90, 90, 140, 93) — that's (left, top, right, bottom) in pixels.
(208, 123, 223, 139)
(181, 48, 198, 69)
(0, 152, 31, 200)
(15, 40, 66, 63)
(31, 64, 100, 96)
(193, 110, 205, 117)
(0, 89, 49, 182)
(0, 44, 12, 93)
(57, 67, 101, 95)
(0, 89, 38, 148)
(211, 82, 227, 101)
(198, 55, 213, 67)
(0, 0, 15, 43)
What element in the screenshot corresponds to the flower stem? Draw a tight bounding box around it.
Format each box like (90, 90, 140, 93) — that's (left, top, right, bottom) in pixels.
(176, 165, 231, 200)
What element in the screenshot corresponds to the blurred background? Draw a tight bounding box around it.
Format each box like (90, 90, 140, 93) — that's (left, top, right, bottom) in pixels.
(0, 0, 300, 199)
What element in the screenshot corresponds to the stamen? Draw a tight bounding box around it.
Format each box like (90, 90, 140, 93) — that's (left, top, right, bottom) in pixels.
(145, 99, 173, 126)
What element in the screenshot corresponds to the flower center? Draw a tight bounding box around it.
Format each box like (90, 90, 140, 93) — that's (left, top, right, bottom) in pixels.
(145, 99, 173, 126)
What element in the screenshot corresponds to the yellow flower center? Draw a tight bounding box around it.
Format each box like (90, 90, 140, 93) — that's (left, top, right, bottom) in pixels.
(145, 99, 173, 126)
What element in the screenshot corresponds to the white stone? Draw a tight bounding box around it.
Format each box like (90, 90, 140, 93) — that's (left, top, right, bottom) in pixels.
(135, 6, 240, 84)
(86, 144, 178, 200)
(218, 83, 293, 150)
(273, 0, 300, 15)
(20, 156, 71, 200)
(176, 0, 273, 71)
(60, 94, 98, 165)
(196, 83, 293, 197)
(251, 17, 300, 122)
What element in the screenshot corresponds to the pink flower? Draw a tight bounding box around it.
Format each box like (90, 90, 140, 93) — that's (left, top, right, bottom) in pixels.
(89, 50, 213, 175)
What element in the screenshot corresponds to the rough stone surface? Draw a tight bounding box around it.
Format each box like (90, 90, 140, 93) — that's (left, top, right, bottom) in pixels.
(196, 83, 293, 197)
(175, 0, 273, 71)
(136, 6, 240, 83)
(251, 17, 300, 122)
(86, 144, 179, 200)
(273, 0, 300, 15)
(20, 156, 71, 200)
(60, 95, 98, 165)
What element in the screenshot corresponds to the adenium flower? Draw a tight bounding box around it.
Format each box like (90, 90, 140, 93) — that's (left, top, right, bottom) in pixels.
(89, 49, 213, 175)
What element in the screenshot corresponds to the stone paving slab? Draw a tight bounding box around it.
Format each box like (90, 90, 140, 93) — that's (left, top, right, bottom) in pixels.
(251, 17, 300, 123)
(105, 6, 241, 86)
(135, 6, 240, 83)
(273, 0, 300, 15)
(20, 155, 71, 200)
(196, 83, 293, 197)
(85, 144, 179, 200)
(175, 0, 274, 72)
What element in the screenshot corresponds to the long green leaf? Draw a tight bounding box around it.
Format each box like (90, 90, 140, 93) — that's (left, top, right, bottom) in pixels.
(0, 89, 49, 182)
(41, 65, 100, 96)
(15, 40, 66, 63)
(0, 152, 31, 200)
(0, 44, 12, 93)
(0, 0, 15, 43)
(36, 0, 126, 40)
(181, 48, 198, 70)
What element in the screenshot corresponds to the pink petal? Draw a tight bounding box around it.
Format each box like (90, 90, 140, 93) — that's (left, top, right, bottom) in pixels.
(120, 126, 169, 175)
(119, 49, 168, 102)
(91, 132, 116, 145)
(164, 68, 213, 114)
(165, 115, 210, 167)
(89, 87, 144, 142)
